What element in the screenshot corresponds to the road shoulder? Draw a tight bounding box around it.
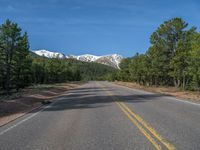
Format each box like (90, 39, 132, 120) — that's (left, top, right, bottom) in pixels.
(112, 81, 200, 104)
(0, 82, 83, 127)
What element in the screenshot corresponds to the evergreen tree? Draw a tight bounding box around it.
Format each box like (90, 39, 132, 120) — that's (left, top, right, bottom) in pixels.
(118, 17, 200, 90)
(129, 53, 149, 85)
(13, 32, 32, 91)
(118, 58, 131, 81)
(188, 32, 200, 90)
(169, 28, 196, 89)
(0, 20, 22, 94)
(149, 18, 189, 86)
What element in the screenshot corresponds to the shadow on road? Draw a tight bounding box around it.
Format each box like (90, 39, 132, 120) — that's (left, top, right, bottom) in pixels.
(43, 85, 165, 112)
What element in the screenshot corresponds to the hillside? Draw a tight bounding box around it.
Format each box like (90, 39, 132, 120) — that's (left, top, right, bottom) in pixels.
(29, 54, 117, 82)
(33, 50, 123, 69)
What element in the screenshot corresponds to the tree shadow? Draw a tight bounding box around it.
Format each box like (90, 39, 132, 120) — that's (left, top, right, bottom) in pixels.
(43, 86, 165, 112)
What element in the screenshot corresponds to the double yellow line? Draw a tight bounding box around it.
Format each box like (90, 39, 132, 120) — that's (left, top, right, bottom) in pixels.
(116, 101, 175, 150)
(100, 84, 175, 150)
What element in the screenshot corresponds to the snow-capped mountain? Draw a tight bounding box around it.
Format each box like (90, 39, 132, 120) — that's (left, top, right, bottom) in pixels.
(34, 50, 65, 59)
(77, 54, 101, 62)
(72, 54, 123, 68)
(33, 50, 123, 68)
(95, 54, 122, 69)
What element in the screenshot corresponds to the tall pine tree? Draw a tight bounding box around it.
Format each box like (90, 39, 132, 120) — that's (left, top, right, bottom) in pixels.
(0, 20, 31, 94)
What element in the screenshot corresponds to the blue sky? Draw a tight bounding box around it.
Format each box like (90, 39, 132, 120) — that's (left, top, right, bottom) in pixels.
(0, 0, 200, 57)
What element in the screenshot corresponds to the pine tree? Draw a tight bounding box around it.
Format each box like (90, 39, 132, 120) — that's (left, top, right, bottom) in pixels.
(149, 18, 189, 86)
(118, 58, 131, 81)
(0, 36, 5, 90)
(188, 32, 200, 90)
(169, 28, 196, 89)
(13, 32, 32, 91)
(0, 20, 31, 94)
(0, 20, 22, 94)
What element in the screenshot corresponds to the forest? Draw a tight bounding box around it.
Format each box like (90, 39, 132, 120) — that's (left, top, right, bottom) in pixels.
(114, 18, 200, 91)
(1, 17, 200, 95)
(0, 20, 117, 95)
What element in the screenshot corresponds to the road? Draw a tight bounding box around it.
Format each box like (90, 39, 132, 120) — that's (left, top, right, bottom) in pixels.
(0, 81, 200, 150)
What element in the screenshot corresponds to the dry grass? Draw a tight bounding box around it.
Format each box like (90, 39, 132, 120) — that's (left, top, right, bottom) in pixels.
(114, 81, 200, 102)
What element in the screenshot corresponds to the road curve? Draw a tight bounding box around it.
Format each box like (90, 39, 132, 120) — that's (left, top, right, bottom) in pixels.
(0, 81, 199, 150)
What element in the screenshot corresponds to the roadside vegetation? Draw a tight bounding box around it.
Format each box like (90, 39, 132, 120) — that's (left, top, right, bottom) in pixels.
(1, 17, 200, 95)
(1, 17, 200, 126)
(0, 19, 117, 125)
(0, 19, 117, 96)
(109, 18, 200, 91)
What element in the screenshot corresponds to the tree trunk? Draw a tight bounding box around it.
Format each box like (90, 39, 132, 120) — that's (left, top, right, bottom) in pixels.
(182, 75, 186, 90)
(5, 48, 10, 95)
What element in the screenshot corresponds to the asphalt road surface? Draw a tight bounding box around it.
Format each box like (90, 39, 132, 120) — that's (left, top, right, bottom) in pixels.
(0, 81, 200, 150)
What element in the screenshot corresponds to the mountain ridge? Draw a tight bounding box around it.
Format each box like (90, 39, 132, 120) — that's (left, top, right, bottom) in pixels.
(33, 49, 123, 69)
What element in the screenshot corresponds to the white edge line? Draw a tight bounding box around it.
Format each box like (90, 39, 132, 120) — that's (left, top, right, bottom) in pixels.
(111, 82, 200, 107)
(167, 97, 200, 106)
(0, 93, 71, 136)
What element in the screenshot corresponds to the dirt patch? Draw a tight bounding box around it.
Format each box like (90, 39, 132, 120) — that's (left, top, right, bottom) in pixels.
(113, 81, 200, 102)
(0, 82, 83, 126)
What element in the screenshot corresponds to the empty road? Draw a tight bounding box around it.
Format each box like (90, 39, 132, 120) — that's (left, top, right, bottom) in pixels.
(0, 81, 200, 150)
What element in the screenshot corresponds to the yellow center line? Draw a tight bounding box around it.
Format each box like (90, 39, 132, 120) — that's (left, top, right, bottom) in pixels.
(116, 102, 162, 150)
(119, 102, 175, 150)
(98, 83, 176, 150)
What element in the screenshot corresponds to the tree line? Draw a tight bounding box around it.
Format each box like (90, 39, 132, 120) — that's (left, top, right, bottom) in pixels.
(0, 20, 117, 95)
(31, 56, 117, 84)
(2, 18, 199, 94)
(114, 18, 200, 91)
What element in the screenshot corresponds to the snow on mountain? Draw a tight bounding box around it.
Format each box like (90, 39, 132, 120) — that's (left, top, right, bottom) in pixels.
(99, 54, 123, 68)
(33, 50, 65, 59)
(33, 50, 123, 68)
(76, 54, 101, 62)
